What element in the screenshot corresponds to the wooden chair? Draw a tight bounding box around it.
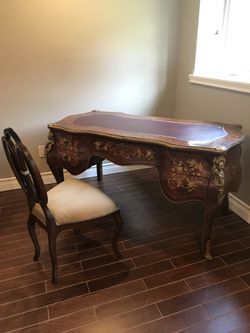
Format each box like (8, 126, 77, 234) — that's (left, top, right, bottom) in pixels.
(2, 128, 123, 284)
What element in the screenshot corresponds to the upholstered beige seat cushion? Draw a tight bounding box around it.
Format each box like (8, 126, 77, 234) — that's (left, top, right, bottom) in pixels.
(32, 178, 118, 225)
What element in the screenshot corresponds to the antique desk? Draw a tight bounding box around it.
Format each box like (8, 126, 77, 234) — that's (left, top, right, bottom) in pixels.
(46, 111, 245, 259)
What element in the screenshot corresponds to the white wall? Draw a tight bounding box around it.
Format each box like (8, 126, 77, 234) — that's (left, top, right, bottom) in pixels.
(0, 0, 180, 177)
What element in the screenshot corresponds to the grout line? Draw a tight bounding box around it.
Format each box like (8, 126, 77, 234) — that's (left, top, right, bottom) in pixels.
(186, 270, 250, 291)
(183, 279, 192, 292)
(0, 280, 46, 296)
(219, 256, 230, 266)
(6, 320, 50, 333)
(0, 305, 49, 321)
(130, 257, 136, 269)
(0, 286, 48, 307)
(141, 278, 148, 290)
(81, 303, 164, 333)
(82, 258, 134, 275)
(80, 260, 84, 272)
(86, 281, 91, 294)
(169, 258, 178, 269)
(239, 276, 250, 288)
(93, 306, 98, 321)
(155, 302, 164, 318)
(0, 261, 82, 285)
(239, 239, 249, 248)
(119, 317, 163, 333)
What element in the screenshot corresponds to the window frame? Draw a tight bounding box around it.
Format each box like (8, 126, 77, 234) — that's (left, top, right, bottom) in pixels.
(190, 0, 250, 94)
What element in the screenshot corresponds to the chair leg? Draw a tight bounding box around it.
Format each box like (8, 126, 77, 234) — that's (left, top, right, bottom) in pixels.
(48, 227, 58, 284)
(96, 162, 103, 181)
(112, 212, 123, 259)
(27, 214, 40, 261)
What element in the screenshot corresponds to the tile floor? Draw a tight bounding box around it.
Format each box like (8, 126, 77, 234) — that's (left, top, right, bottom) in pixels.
(0, 168, 250, 332)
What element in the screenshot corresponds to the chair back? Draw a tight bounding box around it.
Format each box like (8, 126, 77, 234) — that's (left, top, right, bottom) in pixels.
(2, 128, 48, 208)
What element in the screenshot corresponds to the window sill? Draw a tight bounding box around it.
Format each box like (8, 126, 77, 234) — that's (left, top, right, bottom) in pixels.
(189, 74, 250, 94)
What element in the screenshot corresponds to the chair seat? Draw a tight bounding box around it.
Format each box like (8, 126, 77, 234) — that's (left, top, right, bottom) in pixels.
(32, 178, 119, 225)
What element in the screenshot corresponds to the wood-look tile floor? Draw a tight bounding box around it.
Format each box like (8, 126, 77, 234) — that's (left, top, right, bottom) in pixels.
(0, 168, 250, 333)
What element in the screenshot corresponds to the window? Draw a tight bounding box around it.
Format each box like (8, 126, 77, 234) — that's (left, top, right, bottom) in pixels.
(190, 0, 250, 93)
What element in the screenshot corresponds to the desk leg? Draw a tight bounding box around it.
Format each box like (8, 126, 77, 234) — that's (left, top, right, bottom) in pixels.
(49, 165, 64, 184)
(96, 162, 103, 181)
(221, 195, 230, 215)
(202, 199, 218, 260)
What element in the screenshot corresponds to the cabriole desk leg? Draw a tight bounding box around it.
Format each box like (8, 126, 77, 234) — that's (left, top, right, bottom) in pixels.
(221, 195, 230, 215)
(48, 162, 64, 184)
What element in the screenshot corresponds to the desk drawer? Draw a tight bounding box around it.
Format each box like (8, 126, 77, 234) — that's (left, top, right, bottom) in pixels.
(159, 150, 211, 201)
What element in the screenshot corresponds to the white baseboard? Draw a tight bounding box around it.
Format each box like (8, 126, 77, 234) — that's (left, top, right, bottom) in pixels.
(1, 164, 249, 224)
(0, 163, 150, 192)
(229, 193, 250, 224)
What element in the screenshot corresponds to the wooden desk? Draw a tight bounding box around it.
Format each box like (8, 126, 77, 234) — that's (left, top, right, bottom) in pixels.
(46, 111, 245, 259)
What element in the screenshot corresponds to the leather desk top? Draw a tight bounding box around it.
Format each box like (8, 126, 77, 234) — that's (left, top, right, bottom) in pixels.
(49, 111, 245, 153)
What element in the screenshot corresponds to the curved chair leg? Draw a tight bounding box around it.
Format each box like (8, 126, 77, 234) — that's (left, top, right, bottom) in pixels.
(112, 212, 124, 259)
(27, 214, 40, 261)
(48, 227, 58, 284)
